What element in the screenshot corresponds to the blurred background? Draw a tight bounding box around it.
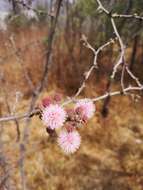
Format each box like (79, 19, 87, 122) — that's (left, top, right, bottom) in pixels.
(0, 0, 143, 190)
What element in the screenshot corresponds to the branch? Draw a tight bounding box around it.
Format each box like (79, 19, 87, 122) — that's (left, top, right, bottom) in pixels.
(92, 85, 143, 102)
(0, 39, 42, 64)
(74, 35, 116, 98)
(9, 34, 35, 91)
(17, 1, 63, 189)
(0, 85, 142, 123)
(96, 0, 143, 21)
(112, 13, 143, 21)
(96, 0, 142, 92)
(35, 0, 63, 94)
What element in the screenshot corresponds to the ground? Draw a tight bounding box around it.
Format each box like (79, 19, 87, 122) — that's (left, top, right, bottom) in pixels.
(1, 92, 143, 190)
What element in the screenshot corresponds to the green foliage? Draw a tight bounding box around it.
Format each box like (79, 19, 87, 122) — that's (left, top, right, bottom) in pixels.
(74, 0, 143, 44)
(76, 0, 143, 17)
(8, 14, 28, 27)
(35, 6, 48, 22)
(76, 0, 97, 17)
(7, 13, 39, 28)
(132, 1, 143, 13)
(42, 36, 49, 46)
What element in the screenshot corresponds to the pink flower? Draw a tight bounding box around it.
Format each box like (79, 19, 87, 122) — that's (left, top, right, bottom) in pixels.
(53, 93, 62, 102)
(58, 130, 81, 154)
(42, 96, 52, 107)
(42, 104, 67, 129)
(75, 99, 95, 119)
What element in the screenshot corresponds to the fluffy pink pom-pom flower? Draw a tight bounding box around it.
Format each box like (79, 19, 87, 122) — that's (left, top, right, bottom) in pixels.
(58, 130, 81, 154)
(75, 98, 95, 119)
(42, 104, 67, 130)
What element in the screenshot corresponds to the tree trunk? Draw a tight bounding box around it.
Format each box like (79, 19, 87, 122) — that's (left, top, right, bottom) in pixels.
(11, 0, 20, 14)
(130, 35, 139, 71)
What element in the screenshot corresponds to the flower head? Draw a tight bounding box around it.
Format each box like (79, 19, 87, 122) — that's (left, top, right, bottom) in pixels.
(42, 96, 52, 107)
(58, 130, 81, 154)
(53, 93, 62, 103)
(75, 98, 95, 119)
(42, 104, 67, 130)
(66, 108, 76, 121)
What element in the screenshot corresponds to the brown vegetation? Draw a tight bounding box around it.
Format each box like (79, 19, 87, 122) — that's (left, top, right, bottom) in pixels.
(0, 22, 143, 190)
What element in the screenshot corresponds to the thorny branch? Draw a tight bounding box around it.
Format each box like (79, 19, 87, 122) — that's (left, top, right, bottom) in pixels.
(0, 39, 43, 64)
(74, 35, 117, 98)
(0, 0, 143, 123)
(112, 13, 143, 21)
(0, 85, 143, 123)
(95, 0, 143, 116)
(0, 1, 143, 188)
(9, 34, 35, 91)
(4, 89, 21, 141)
(17, 1, 63, 190)
(96, 0, 142, 89)
(96, 0, 143, 21)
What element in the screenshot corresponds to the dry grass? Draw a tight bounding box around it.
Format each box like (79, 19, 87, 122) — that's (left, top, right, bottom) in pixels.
(0, 24, 143, 190)
(1, 94, 143, 190)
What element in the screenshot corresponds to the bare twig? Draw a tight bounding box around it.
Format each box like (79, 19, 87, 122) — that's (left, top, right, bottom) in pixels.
(112, 13, 143, 21)
(0, 85, 143, 123)
(0, 125, 12, 190)
(17, 1, 63, 189)
(9, 34, 35, 91)
(92, 85, 143, 102)
(96, 0, 143, 21)
(96, 0, 142, 93)
(0, 39, 43, 64)
(74, 35, 116, 98)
